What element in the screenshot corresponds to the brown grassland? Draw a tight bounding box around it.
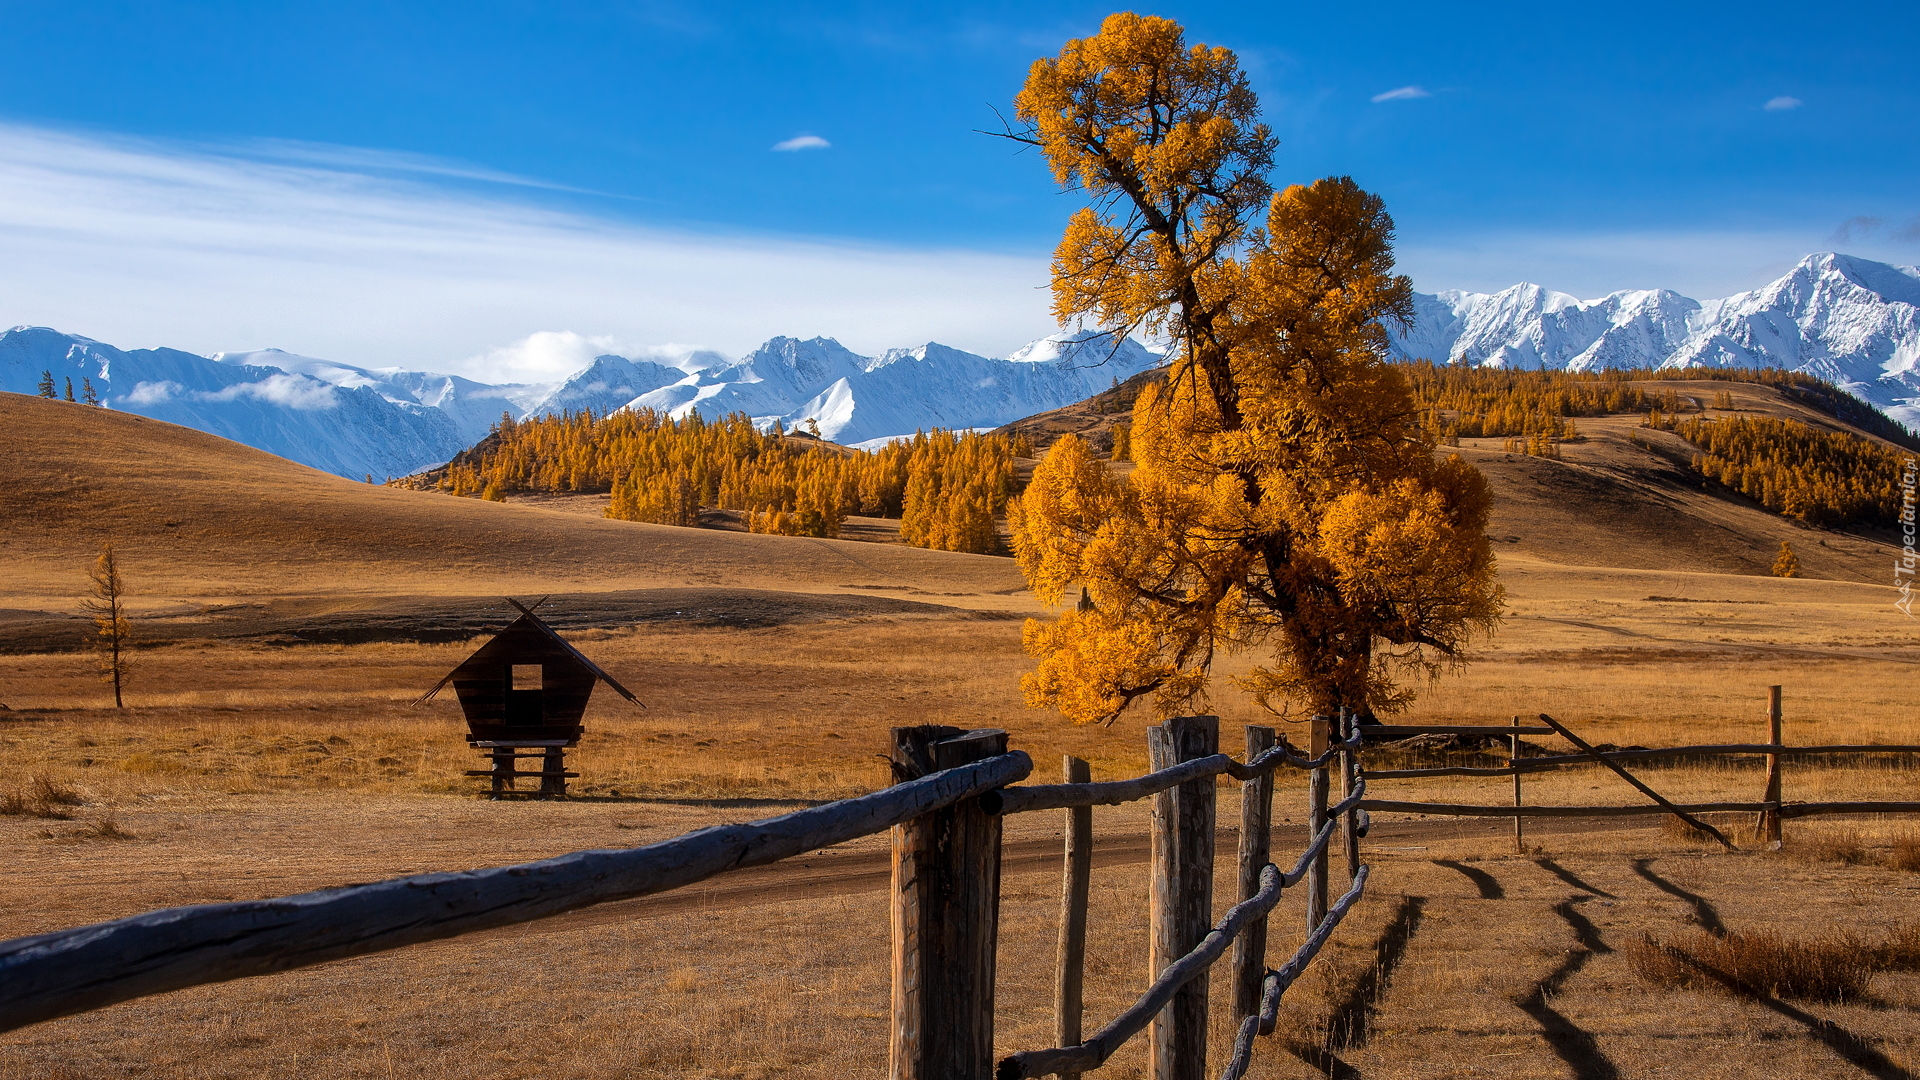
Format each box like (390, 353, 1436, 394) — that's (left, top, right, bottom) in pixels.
(2, 392, 1919, 1078)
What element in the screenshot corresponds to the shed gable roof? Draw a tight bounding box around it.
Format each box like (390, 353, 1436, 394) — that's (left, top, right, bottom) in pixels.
(416, 599, 642, 707)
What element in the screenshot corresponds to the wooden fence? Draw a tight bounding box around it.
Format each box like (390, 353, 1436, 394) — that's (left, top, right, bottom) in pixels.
(1355, 688, 1920, 851)
(0, 715, 1372, 1080)
(8, 688, 1904, 1075)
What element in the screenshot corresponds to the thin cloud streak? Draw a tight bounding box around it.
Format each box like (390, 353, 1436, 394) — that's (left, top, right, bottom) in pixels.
(1371, 85, 1431, 103)
(772, 134, 831, 151)
(1764, 95, 1804, 111)
(0, 123, 1051, 381)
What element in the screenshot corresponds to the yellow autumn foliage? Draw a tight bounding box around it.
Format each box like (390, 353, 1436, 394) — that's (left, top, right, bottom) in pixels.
(1008, 15, 1503, 723)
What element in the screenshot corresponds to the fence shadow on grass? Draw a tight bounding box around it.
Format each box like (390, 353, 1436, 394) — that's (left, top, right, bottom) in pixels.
(1631, 858, 1726, 937)
(1515, 896, 1619, 1080)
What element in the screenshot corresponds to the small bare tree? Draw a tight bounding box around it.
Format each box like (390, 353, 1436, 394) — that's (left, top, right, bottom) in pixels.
(82, 542, 132, 707)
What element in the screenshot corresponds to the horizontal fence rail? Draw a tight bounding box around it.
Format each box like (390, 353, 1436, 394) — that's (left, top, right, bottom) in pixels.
(1367, 724, 1554, 736)
(989, 733, 1361, 817)
(1358, 799, 1920, 819)
(1220, 865, 1373, 1080)
(0, 750, 1032, 1034)
(1366, 743, 1920, 779)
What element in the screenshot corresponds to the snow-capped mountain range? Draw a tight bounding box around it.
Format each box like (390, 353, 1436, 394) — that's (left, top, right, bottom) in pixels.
(1387, 252, 1920, 432)
(0, 325, 1163, 479)
(2, 252, 1915, 480)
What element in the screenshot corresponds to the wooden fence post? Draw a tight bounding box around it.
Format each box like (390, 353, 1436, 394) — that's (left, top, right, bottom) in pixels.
(890, 725, 1007, 1080)
(1511, 714, 1525, 854)
(1306, 716, 1331, 933)
(1148, 715, 1218, 1080)
(1760, 686, 1784, 845)
(1056, 755, 1093, 1076)
(1232, 725, 1276, 1021)
(1340, 709, 1361, 881)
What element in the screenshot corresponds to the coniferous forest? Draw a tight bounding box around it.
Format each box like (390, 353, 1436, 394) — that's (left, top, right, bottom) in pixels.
(1646, 411, 1904, 529)
(417, 363, 1910, 550)
(430, 408, 1023, 554)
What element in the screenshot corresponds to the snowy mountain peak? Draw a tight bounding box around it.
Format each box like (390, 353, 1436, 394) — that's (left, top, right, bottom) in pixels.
(1389, 252, 1920, 428)
(8, 251, 1919, 478)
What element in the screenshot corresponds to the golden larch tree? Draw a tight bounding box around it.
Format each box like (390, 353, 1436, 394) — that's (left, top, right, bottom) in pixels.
(1772, 541, 1801, 578)
(1007, 14, 1503, 723)
(82, 542, 133, 708)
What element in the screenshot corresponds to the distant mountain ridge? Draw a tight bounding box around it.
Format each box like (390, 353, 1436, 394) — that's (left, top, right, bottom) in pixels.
(1389, 252, 1920, 430)
(3, 251, 1915, 479)
(0, 325, 1164, 479)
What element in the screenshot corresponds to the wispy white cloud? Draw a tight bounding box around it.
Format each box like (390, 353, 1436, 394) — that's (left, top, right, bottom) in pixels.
(0, 122, 1051, 382)
(1371, 86, 1431, 103)
(1764, 95, 1804, 111)
(222, 138, 619, 197)
(772, 134, 831, 152)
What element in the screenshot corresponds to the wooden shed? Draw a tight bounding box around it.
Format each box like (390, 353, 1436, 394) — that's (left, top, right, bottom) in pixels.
(419, 599, 640, 797)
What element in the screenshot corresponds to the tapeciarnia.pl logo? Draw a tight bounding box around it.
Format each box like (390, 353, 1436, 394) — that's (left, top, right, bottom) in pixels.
(1899, 457, 1917, 618)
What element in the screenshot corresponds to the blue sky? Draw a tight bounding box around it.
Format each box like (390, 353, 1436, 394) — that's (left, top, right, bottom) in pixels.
(0, 1, 1915, 377)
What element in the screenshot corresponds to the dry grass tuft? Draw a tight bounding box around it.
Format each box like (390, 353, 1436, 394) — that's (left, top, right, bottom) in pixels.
(1659, 813, 1730, 845)
(1799, 826, 1873, 865)
(0, 775, 84, 820)
(1888, 831, 1920, 873)
(1627, 929, 1875, 1002)
(1876, 924, 1920, 971)
(79, 815, 134, 841)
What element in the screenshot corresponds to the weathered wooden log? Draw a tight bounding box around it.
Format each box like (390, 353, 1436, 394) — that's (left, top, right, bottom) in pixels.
(1341, 710, 1361, 881)
(1255, 864, 1370, 1028)
(1367, 743, 1920, 779)
(0, 746, 1031, 1035)
(1360, 798, 1920, 819)
(1367, 725, 1554, 736)
(1760, 686, 1784, 844)
(1306, 718, 1331, 932)
(891, 727, 1009, 1080)
(1232, 726, 1275, 1022)
(998, 797, 1363, 1080)
(1538, 713, 1736, 850)
(1779, 801, 1920, 818)
(1216, 866, 1374, 1080)
(1149, 715, 1217, 1080)
(999, 862, 1286, 1080)
(987, 735, 1360, 817)
(1055, 755, 1092, 1079)
(1511, 715, 1525, 854)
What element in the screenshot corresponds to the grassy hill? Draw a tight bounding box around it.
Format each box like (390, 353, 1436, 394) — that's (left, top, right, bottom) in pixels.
(0, 394, 1028, 644)
(997, 371, 1903, 584)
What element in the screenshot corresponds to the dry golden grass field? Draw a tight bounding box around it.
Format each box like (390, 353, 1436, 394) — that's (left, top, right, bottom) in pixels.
(2, 391, 1919, 1078)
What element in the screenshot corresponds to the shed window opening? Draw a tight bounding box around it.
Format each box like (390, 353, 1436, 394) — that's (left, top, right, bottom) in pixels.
(511, 665, 544, 690)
